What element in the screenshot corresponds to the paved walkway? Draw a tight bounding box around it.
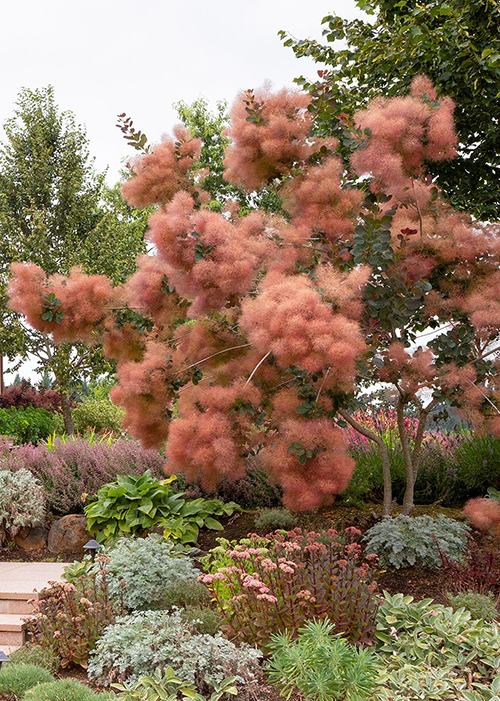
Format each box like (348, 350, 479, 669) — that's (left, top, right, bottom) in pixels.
(0, 562, 69, 596)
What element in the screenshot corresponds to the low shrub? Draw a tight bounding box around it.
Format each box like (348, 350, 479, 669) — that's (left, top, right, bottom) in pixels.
(266, 619, 380, 701)
(201, 528, 379, 649)
(0, 380, 62, 413)
(0, 468, 46, 544)
(23, 679, 108, 701)
(1, 438, 165, 514)
(9, 645, 59, 673)
(26, 570, 124, 668)
(464, 491, 500, 538)
(87, 609, 262, 688)
(363, 514, 470, 569)
(0, 663, 53, 699)
(180, 460, 283, 509)
(446, 591, 499, 621)
(0, 406, 57, 444)
(454, 434, 500, 495)
(180, 606, 224, 636)
(103, 534, 200, 611)
(110, 666, 237, 701)
(440, 541, 500, 595)
(85, 471, 242, 545)
(374, 592, 500, 700)
(71, 398, 125, 434)
(254, 508, 296, 532)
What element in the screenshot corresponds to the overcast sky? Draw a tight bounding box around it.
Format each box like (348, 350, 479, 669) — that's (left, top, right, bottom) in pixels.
(1, 0, 360, 184)
(2, 0, 362, 381)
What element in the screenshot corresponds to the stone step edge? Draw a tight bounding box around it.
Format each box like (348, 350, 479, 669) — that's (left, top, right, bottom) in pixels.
(0, 592, 41, 600)
(0, 615, 28, 632)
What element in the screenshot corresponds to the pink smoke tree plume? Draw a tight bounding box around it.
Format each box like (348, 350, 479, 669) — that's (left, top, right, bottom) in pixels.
(9, 77, 500, 514)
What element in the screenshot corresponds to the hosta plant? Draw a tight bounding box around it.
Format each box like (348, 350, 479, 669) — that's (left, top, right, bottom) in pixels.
(364, 514, 470, 569)
(266, 619, 380, 701)
(84, 470, 241, 544)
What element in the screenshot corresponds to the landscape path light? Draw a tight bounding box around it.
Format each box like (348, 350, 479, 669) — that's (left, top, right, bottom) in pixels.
(0, 650, 10, 670)
(83, 539, 103, 563)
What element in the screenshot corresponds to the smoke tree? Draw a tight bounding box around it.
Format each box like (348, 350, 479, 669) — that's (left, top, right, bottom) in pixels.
(8, 78, 500, 514)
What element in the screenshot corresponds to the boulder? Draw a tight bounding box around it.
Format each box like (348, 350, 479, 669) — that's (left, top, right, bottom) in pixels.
(48, 514, 90, 554)
(14, 526, 48, 551)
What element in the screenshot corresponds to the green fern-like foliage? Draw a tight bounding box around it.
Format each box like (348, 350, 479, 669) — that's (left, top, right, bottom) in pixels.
(266, 619, 380, 701)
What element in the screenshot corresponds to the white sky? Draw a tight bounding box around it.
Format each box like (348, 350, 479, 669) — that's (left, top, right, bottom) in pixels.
(2, 0, 361, 382)
(0, 0, 360, 184)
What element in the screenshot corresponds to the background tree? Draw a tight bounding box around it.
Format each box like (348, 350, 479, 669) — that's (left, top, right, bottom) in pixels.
(9, 80, 500, 514)
(279, 0, 500, 220)
(0, 86, 147, 431)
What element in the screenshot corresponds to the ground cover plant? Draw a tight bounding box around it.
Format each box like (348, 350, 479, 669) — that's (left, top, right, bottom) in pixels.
(10, 78, 500, 519)
(0, 663, 54, 700)
(109, 667, 238, 701)
(87, 609, 262, 688)
(363, 514, 470, 569)
(84, 470, 242, 545)
(200, 527, 379, 649)
(373, 592, 500, 700)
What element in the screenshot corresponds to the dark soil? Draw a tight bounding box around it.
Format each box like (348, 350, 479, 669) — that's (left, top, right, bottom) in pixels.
(0, 545, 83, 563)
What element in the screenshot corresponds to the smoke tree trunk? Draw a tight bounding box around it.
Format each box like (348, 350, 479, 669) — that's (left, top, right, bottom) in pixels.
(60, 392, 74, 435)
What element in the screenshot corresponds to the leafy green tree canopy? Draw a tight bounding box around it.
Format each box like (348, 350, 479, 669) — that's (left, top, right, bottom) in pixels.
(0, 86, 147, 430)
(280, 0, 500, 220)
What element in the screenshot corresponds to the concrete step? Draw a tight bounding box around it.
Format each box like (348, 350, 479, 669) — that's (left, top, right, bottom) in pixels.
(0, 643, 20, 656)
(0, 614, 27, 647)
(0, 594, 34, 615)
(0, 562, 70, 650)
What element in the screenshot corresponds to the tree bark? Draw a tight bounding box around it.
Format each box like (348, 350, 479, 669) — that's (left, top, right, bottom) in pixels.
(60, 392, 74, 435)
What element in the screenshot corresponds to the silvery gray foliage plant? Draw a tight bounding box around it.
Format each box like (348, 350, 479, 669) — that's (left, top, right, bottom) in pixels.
(87, 609, 262, 688)
(105, 534, 200, 611)
(364, 514, 470, 569)
(0, 468, 46, 543)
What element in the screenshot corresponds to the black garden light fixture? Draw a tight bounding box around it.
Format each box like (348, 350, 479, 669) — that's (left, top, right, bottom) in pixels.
(83, 539, 103, 563)
(0, 650, 10, 670)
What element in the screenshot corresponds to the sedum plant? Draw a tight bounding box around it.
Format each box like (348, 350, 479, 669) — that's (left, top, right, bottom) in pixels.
(84, 470, 241, 545)
(266, 618, 380, 701)
(363, 514, 470, 569)
(0, 467, 46, 544)
(201, 527, 379, 649)
(109, 666, 238, 701)
(87, 609, 262, 689)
